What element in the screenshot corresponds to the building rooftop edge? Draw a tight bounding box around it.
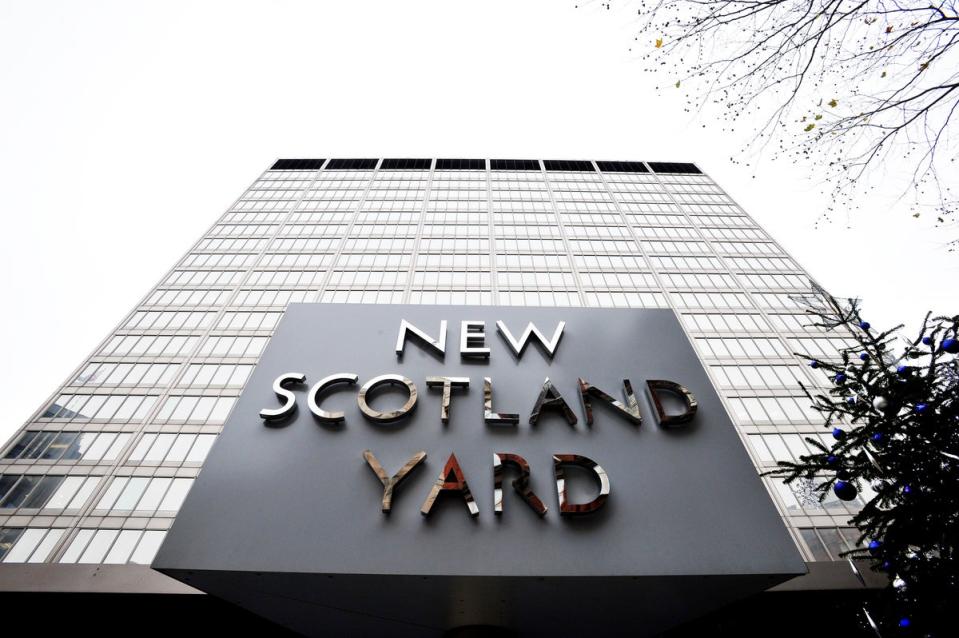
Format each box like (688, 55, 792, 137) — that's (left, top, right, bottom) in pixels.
(269, 158, 703, 174)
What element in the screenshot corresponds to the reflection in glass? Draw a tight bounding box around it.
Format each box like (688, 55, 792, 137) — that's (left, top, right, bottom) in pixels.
(4, 431, 37, 458)
(0, 528, 24, 561)
(0, 475, 40, 508)
(22, 476, 64, 508)
(40, 432, 79, 460)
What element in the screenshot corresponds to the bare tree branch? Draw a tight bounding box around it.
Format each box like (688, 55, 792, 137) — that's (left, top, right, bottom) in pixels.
(632, 0, 959, 246)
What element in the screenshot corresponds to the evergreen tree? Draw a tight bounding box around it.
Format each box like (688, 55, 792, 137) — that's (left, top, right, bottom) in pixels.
(765, 284, 958, 635)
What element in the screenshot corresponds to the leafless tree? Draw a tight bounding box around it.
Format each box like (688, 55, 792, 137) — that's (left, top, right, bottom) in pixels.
(635, 0, 959, 244)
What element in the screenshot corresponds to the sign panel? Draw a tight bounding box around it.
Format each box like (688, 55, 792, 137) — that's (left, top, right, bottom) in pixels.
(154, 304, 804, 635)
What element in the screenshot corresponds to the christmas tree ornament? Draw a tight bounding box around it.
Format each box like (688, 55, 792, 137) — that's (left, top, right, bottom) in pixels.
(868, 539, 881, 552)
(873, 396, 889, 411)
(833, 480, 858, 501)
(827, 455, 837, 464)
(902, 485, 912, 494)
(859, 321, 871, 330)
(809, 360, 819, 368)
(871, 432, 883, 442)
(943, 337, 959, 354)
(835, 372, 847, 383)
(832, 427, 845, 439)
(922, 336, 933, 346)
(898, 617, 910, 628)
(859, 352, 869, 361)
(896, 365, 909, 374)
(915, 403, 928, 414)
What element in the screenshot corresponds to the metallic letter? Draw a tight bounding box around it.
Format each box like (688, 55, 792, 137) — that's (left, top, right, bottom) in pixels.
(421, 453, 479, 518)
(493, 453, 547, 516)
(496, 320, 566, 358)
(553, 454, 610, 516)
(308, 373, 359, 423)
(645, 380, 698, 426)
(426, 376, 470, 424)
(529, 377, 578, 427)
(578, 378, 642, 427)
(460, 320, 490, 359)
(357, 374, 418, 423)
(484, 377, 519, 426)
(395, 319, 447, 357)
(363, 449, 427, 513)
(259, 373, 305, 423)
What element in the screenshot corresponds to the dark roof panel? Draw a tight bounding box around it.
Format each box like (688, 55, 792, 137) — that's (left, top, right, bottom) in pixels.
(325, 158, 379, 171)
(596, 160, 649, 173)
(380, 158, 432, 170)
(271, 159, 326, 171)
(435, 158, 486, 171)
(543, 160, 595, 172)
(490, 159, 541, 171)
(647, 162, 702, 174)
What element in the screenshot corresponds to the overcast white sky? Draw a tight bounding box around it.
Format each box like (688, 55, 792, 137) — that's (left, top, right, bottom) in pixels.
(0, 1, 954, 443)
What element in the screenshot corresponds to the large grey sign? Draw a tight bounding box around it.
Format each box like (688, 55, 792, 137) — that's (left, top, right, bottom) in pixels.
(154, 304, 804, 636)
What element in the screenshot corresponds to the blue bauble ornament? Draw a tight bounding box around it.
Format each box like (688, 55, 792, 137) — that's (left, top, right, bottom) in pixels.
(897, 365, 909, 374)
(898, 618, 910, 628)
(809, 360, 819, 368)
(859, 321, 870, 330)
(835, 373, 846, 383)
(832, 427, 845, 440)
(922, 336, 933, 346)
(871, 432, 883, 442)
(868, 539, 881, 551)
(827, 455, 837, 464)
(834, 480, 858, 501)
(859, 353, 869, 361)
(881, 560, 891, 571)
(847, 397, 856, 404)
(943, 337, 959, 354)
(903, 485, 912, 494)
(915, 403, 928, 414)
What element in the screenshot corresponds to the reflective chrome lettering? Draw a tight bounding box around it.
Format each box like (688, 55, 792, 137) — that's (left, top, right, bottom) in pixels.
(495, 320, 566, 358)
(493, 453, 548, 516)
(529, 377, 578, 427)
(395, 319, 447, 358)
(357, 374, 419, 423)
(425, 376, 470, 424)
(421, 453, 479, 518)
(259, 373, 306, 423)
(483, 376, 519, 426)
(578, 378, 642, 427)
(645, 380, 698, 426)
(553, 454, 610, 516)
(308, 373, 359, 423)
(363, 449, 427, 513)
(460, 320, 490, 359)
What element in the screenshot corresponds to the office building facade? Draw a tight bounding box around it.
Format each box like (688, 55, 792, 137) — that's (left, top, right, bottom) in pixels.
(0, 158, 874, 632)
